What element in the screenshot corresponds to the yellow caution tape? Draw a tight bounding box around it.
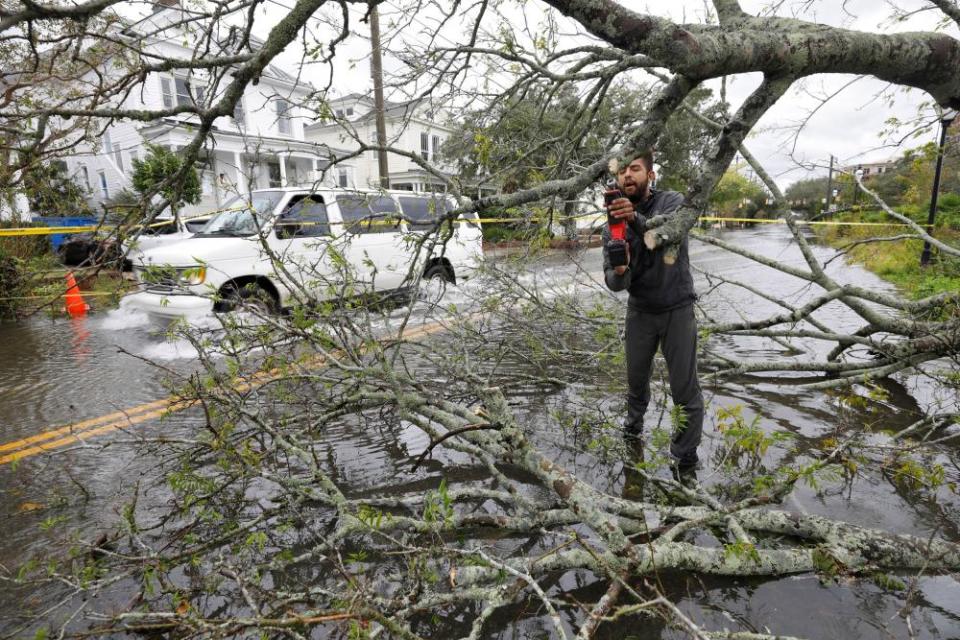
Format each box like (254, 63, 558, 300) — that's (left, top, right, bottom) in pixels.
(0, 226, 100, 237)
(0, 290, 130, 302)
(462, 216, 914, 227)
(1, 214, 919, 237)
(1, 218, 438, 237)
(697, 216, 910, 227)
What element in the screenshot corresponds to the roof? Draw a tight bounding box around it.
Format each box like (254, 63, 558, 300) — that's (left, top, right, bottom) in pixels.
(331, 93, 372, 103)
(139, 118, 352, 155)
(123, 6, 313, 90)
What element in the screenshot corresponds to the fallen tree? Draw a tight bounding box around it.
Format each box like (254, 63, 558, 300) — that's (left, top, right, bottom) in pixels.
(2, 0, 960, 637)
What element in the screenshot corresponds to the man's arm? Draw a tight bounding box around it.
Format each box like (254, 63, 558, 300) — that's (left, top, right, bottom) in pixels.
(643, 191, 686, 250)
(656, 191, 685, 215)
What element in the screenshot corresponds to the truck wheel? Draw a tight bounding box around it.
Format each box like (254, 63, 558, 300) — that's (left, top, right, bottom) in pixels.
(423, 263, 454, 283)
(218, 282, 277, 314)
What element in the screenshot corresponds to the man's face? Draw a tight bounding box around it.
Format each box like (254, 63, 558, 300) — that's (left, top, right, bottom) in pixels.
(617, 159, 653, 198)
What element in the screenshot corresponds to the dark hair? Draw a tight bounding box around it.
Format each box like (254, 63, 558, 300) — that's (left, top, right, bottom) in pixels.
(635, 150, 655, 172)
(618, 150, 655, 173)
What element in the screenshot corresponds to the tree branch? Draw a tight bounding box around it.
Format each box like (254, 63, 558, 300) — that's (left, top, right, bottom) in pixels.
(713, 0, 747, 24)
(538, 0, 960, 107)
(928, 0, 960, 28)
(647, 74, 793, 249)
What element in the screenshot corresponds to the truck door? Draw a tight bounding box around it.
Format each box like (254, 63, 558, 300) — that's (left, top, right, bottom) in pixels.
(271, 194, 334, 304)
(334, 193, 408, 291)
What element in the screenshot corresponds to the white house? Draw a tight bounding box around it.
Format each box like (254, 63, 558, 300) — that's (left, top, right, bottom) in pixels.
(62, 2, 349, 217)
(304, 93, 459, 193)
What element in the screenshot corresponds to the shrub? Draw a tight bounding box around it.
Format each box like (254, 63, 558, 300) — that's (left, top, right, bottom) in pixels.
(0, 249, 26, 319)
(22, 161, 94, 218)
(0, 220, 52, 260)
(477, 206, 544, 243)
(131, 145, 201, 217)
(935, 192, 960, 230)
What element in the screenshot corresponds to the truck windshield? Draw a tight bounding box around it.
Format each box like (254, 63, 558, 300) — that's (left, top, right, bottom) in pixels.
(198, 191, 284, 236)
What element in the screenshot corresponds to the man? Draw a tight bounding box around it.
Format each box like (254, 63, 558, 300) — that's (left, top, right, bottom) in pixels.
(602, 151, 703, 470)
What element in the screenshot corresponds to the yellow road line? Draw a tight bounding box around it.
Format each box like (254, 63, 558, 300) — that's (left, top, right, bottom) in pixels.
(0, 401, 193, 466)
(0, 398, 175, 454)
(0, 316, 455, 466)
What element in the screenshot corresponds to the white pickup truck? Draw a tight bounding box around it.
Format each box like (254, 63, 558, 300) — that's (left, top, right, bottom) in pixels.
(122, 187, 483, 319)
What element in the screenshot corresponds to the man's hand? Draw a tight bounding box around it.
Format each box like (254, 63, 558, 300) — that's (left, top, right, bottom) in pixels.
(643, 229, 659, 250)
(605, 191, 636, 224)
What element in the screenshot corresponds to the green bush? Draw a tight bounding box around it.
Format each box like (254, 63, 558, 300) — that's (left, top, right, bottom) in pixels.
(0, 249, 27, 319)
(132, 144, 201, 217)
(0, 220, 52, 260)
(935, 192, 960, 230)
(22, 161, 94, 218)
(477, 206, 545, 243)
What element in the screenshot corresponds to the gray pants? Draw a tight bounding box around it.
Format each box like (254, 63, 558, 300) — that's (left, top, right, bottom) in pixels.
(624, 303, 703, 464)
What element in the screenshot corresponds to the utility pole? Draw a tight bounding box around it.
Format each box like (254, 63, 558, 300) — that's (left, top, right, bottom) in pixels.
(824, 155, 834, 215)
(369, 4, 390, 189)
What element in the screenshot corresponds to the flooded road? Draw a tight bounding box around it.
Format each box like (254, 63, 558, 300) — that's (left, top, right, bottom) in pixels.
(1, 225, 958, 638)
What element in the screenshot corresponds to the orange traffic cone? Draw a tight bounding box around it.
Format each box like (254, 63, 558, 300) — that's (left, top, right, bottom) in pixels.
(64, 272, 88, 318)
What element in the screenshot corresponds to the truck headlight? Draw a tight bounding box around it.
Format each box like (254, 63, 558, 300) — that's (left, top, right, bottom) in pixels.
(178, 266, 206, 285)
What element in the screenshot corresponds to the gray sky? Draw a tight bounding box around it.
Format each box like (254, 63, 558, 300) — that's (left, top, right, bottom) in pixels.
(718, 1, 958, 188)
(254, 0, 958, 189)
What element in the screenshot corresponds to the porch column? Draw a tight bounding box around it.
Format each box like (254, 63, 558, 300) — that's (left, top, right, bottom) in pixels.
(278, 154, 288, 187)
(233, 151, 248, 195)
(210, 155, 222, 207)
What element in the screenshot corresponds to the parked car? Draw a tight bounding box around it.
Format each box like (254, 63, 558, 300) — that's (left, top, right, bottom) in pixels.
(122, 187, 483, 319)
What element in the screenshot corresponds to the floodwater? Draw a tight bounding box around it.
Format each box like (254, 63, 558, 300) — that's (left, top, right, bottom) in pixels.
(0, 226, 958, 638)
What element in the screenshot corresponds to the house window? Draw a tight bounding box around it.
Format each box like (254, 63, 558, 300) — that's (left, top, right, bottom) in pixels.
(338, 167, 351, 188)
(420, 132, 429, 160)
(102, 129, 111, 155)
(166, 77, 204, 107)
(335, 109, 344, 118)
(276, 99, 291, 135)
(233, 97, 245, 125)
(80, 166, 91, 192)
(432, 135, 441, 160)
(161, 77, 173, 108)
(113, 144, 124, 172)
(346, 107, 353, 116)
(175, 78, 193, 106)
(98, 171, 109, 198)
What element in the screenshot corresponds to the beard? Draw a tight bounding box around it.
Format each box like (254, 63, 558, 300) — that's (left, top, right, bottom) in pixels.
(620, 177, 648, 199)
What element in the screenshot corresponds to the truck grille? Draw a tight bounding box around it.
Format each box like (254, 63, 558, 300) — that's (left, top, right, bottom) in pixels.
(135, 267, 183, 293)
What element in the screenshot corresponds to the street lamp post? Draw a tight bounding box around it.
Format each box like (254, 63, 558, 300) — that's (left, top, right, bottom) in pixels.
(921, 108, 958, 266)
